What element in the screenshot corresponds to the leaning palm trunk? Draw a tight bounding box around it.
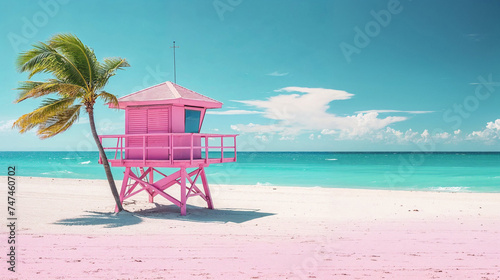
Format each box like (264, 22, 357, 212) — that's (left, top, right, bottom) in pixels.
(13, 33, 129, 212)
(87, 107, 123, 212)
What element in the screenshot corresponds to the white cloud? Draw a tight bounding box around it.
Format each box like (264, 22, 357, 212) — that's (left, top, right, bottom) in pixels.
(280, 135, 295, 141)
(321, 129, 336, 135)
(337, 112, 407, 139)
(0, 120, 15, 132)
(486, 119, 500, 130)
(364, 127, 464, 144)
(355, 110, 434, 114)
(435, 132, 451, 140)
(254, 135, 269, 142)
(464, 33, 482, 42)
(384, 127, 403, 138)
(274, 86, 354, 100)
(230, 123, 283, 134)
(467, 119, 500, 142)
(421, 129, 430, 139)
(232, 112, 500, 145)
(232, 87, 409, 140)
(405, 129, 419, 140)
(267, 71, 289, 77)
(207, 110, 263, 115)
(373, 127, 422, 143)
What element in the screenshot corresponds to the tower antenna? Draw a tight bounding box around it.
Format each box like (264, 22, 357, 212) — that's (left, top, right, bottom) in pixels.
(170, 41, 179, 83)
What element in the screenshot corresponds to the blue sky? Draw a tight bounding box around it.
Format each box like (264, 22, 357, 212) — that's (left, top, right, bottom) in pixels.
(1, 0, 500, 151)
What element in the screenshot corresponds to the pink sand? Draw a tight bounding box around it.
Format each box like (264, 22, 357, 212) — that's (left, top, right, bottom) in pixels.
(1, 177, 499, 279)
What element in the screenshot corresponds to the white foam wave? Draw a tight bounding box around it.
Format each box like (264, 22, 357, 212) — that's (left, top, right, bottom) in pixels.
(430, 186, 470, 192)
(325, 158, 338, 161)
(80, 161, 91, 165)
(41, 170, 74, 175)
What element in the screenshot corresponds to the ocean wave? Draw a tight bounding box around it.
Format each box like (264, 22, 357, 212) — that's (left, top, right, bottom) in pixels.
(325, 158, 338, 161)
(62, 158, 74, 160)
(256, 182, 273, 186)
(429, 186, 470, 192)
(80, 161, 91, 165)
(41, 170, 74, 175)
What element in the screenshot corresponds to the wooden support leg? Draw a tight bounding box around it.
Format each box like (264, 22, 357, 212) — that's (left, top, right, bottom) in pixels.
(200, 167, 213, 209)
(148, 168, 154, 203)
(180, 167, 187, 216)
(115, 167, 131, 213)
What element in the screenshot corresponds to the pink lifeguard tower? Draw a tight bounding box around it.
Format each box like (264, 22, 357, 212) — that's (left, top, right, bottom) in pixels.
(99, 81, 237, 215)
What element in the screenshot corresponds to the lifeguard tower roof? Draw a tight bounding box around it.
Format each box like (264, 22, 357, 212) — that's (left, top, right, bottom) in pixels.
(111, 81, 223, 109)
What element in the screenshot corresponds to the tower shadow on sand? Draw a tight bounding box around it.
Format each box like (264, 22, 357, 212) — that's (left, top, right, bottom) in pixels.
(54, 206, 275, 228)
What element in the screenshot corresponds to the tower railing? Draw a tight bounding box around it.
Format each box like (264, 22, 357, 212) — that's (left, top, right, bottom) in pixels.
(98, 133, 237, 166)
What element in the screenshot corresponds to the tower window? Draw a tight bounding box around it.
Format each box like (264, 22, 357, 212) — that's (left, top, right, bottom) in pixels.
(185, 109, 201, 133)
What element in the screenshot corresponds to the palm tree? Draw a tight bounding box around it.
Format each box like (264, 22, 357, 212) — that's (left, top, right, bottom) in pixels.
(13, 33, 129, 212)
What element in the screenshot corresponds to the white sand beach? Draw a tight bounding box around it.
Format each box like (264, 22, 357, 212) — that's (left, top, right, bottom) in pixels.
(1, 176, 500, 279)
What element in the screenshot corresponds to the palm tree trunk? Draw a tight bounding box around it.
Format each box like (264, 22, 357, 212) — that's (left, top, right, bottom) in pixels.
(88, 107, 124, 212)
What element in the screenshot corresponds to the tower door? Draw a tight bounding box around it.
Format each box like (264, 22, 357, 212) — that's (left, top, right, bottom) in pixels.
(126, 107, 170, 160)
(147, 108, 170, 160)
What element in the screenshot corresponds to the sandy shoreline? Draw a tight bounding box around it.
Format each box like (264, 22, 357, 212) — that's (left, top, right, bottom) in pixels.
(1, 176, 499, 279)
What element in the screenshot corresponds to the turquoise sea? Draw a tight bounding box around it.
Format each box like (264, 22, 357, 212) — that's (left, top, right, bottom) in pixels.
(1, 151, 499, 193)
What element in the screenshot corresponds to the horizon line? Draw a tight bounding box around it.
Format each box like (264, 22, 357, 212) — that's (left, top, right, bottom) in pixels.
(1, 150, 499, 153)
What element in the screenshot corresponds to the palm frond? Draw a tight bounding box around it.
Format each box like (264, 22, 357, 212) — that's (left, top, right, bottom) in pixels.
(97, 91, 119, 107)
(15, 80, 85, 103)
(96, 57, 130, 89)
(49, 34, 98, 91)
(37, 105, 82, 139)
(17, 41, 89, 89)
(17, 43, 63, 78)
(12, 97, 76, 133)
